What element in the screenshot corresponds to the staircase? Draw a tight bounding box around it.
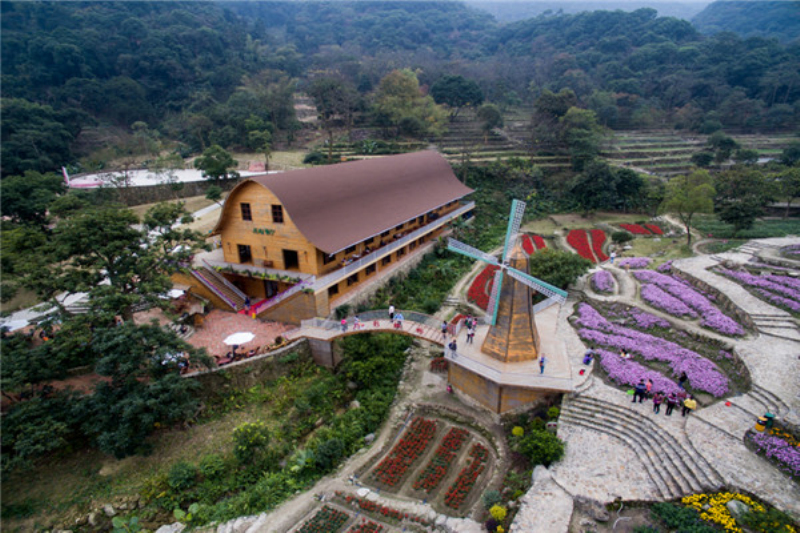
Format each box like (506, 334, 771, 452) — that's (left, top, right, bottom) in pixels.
(749, 312, 800, 340)
(747, 384, 791, 417)
(560, 394, 725, 499)
(191, 267, 246, 311)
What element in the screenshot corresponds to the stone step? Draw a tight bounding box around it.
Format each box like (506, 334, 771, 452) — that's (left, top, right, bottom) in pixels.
(565, 395, 724, 490)
(559, 411, 679, 499)
(561, 403, 704, 496)
(750, 384, 791, 416)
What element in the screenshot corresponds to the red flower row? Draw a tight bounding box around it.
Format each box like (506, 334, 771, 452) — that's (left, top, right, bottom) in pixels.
(346, 519, 383, 533)
(298, 505, 350, 533)
(413, 427, 469, 492)
(645, 224, 663, 235)
(590, 229, 609, 262)
(620, 223, 650, 235)
(429, 357, 448, 372)
(467, 264, 500, 310)
(372, 417, 437, 487)
(339, 493, 431, 526)
(444, 443, 489, 509)
(566, 229, 596, 263)
(521, 234, 547, 255)
(533, 235, 546, 250)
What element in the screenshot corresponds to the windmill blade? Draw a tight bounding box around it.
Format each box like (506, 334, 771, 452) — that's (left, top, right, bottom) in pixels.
(506, 268, 568, 302)
(502, 199, 526, 263)
(487, 269, 504, 326)
(447, 238, 499, 266)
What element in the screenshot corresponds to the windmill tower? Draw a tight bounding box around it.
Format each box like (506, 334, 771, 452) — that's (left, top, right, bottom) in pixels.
(446, 199, 573, 413)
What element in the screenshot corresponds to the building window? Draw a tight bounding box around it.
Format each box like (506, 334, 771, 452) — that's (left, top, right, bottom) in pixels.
(365, 264, 376, 276)
(409, 241, 417, 251)
(272, 205, 284, 224)
(418, 215, 424, 224)
(283, 249, 299, 269)
(323, 252, 337, 265)
(397, 248, 406, 259)
(347, 273, 359, 286)
(240, 203, 252, 221)
(345, 245, 356, 254)
(365, 237, 374, 245)
(381, 256, 391, 266)
(328, 284, 339, 297)
(238, 244, 252, 263)
(381, 230, 390, 238)
(395, 223, 404, 231)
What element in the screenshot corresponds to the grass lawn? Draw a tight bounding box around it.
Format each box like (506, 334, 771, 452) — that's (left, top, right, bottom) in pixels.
(625, 237, 693, 265)
(692, 215, 800, 239)
(550, 212, 649, 229)
(0, 287, 42, 314)
(522, 217, 559, 235)
(129, 193, 225, 220)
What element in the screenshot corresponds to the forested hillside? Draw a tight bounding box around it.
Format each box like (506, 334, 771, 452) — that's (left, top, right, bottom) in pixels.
(1, 1, 798, 178)
(692, 0, 800, 43)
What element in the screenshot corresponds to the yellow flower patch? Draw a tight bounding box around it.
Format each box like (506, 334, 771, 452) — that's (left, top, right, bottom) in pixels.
(682, 492, 765, 533)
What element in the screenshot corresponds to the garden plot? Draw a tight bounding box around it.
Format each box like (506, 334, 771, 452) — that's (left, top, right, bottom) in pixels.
(570, 301, 750, 403)
(715, 266, 800, 316)
(290, 501, 416, 533)
(360, 416, 495, 516)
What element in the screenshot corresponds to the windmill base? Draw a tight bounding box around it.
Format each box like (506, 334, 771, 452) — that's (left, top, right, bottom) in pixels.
(448, 364, 569, 414)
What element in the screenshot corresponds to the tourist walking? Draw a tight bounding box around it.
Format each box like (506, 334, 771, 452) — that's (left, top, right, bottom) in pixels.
(389, 304, 395, 321)
(678, 372, 688, 389)
(341, 318, 348, 332)
(646, 379, 653, 397)
(441, 320, 448, 338)
(610, 250, 616, 264)
(539, 355, 546, 374)
(633, 379, 647, 403)
(583, 348, 595, 365)
(652, 392, 664, 414)
(665, 392, 679, 416)
(244, 296, 251, 313)
(467, 328, 474, 344)
(394, 312, 404, 329)
(682, 395, 697, 417)
(448, 338, 457, 356)
(354, 316, 361, 330)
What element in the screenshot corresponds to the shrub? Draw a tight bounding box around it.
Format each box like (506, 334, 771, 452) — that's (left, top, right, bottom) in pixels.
(485, 518, 499, 532)
(198, 454, 226, 480)
(303, 151, 326, 165)
(315, 438, 345, 472)
(547, 407, 560, 420)
(168, 461, 198, 492)
(740, 507, 797, 532)
(651, 503, 717, 533)
(490, 504, 507, 522)
(517, 427, 564, 466)
(482, 489, 502, 510)
(611, 231, 633, 244)
(232, 421, 271, 465)
(334, 304, 351, 320)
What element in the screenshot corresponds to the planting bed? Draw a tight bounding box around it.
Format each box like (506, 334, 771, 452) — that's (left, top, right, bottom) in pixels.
(591, 270, 614, 293)
(521, 234, 547, 255)
(467, 264, 499, 310)
(571, 301, 750, 401)
(715, 267, 800, 315)
(745, 426, 800, 481)
(633, 269, 745, 336)
(566, 229, 607, 263)
(361, 416, 495, 516)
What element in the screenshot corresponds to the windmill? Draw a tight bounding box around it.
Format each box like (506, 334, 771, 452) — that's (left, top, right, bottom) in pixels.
(447, 199, 568, 327)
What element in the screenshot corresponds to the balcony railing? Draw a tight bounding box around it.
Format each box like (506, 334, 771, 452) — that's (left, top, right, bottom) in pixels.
(191, 269, 238, 310)
(202, 259, 248, 302)
(311, 201, 475, 291)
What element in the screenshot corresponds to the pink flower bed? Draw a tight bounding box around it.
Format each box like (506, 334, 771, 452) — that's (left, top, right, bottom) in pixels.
(618, 257, 652, 269)
(574, 303, 729, 396)
(592, 270, 614, 293)
(567, 229, 596, 263)
(620, 223, 650, 235)
(717, 268, 800, 313)
(590, 229, 609, 262)
(634, 270, 744, 336)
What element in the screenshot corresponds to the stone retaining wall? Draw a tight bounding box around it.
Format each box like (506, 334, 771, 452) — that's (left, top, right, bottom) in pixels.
(188, 338, 311, 397)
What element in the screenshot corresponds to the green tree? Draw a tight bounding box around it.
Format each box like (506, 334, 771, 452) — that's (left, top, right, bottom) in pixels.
(707, 131, 740, 163)
(477, 104, 503, 143)
(205, 185, 224, 206)
(567, 160, 618, 214)
(308, 77, 361, 162)
(81, 322, 209, 458)
(733, 148, 760, 165)
(373, 69, 447, 138)
(559, 107, 604, 171)
(194, 145, 239, 183)
(714, 168, 775, 233)
(780, 141, 800, 166)
(660, 170, 715, 245)
(773, 167, 800, 218)
(527, 248, 592, 290)
(430, 75, 484, 120)
(0, 171, 66, 228)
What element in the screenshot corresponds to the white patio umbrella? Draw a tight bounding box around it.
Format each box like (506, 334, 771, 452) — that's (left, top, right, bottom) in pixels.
(223, 332, 255, 346)
(1, 320, 29, 332)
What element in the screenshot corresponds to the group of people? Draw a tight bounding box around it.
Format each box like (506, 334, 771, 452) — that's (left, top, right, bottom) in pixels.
(582, 348, 697, 417)
(633, 378, 697, 417)
(388, 305, 404, 329)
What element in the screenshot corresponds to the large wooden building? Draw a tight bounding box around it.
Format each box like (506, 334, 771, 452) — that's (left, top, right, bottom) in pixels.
(181, 151, 474, 323)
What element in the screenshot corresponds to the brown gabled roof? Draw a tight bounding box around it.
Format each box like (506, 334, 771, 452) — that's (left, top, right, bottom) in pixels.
(236, 151, 473, 254)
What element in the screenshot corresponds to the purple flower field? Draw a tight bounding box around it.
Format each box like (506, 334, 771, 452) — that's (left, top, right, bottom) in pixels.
(618, 257, 652, 269)
(596, 348, 680, 395)
(634, 270, 744, 336)
(717, 268, 800, 313)
(629, 308, 670, 329)
(575, 303, 729, 396)
(640, 284, 697, 318)
(657, 260, 673, 273)
(592, 270, 614, 293)
(748, 432, 800, 478)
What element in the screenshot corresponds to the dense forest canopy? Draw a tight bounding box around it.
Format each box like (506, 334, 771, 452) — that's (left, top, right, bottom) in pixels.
(1, 1, 799, 177)
(692, 0, 800, 44)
